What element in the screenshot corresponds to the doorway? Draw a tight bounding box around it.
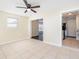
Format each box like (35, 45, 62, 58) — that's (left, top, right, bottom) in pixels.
(62, 10, 79, 49)
(31, 19, 43, 41)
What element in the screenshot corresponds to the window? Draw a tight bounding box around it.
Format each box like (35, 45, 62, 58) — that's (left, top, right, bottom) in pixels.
(7, 18, 17, 27)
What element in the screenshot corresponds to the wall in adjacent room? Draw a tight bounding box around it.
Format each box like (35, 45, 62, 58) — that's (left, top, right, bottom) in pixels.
(63, 15, 76, 37)
(32, 20, 39, 36)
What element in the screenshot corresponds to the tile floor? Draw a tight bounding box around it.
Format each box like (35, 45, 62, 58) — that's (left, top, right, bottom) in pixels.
(63, 37, 79, 49)
(0, 39, 79, 59)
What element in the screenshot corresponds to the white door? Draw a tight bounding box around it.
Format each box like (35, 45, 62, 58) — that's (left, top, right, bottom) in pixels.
(67, 19, 76, 37)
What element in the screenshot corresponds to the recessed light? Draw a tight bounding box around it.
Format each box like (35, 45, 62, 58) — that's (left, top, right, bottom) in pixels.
(68, 13, 72, 15)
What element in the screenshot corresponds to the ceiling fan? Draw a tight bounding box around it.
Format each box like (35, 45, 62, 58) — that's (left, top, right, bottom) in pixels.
(16, 0, 40, 13)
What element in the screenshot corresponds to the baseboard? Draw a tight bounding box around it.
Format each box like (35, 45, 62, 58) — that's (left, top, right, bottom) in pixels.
(66, 36, 76, 38)
(43, 41, 62, 47)
(0, 38, 29, 46)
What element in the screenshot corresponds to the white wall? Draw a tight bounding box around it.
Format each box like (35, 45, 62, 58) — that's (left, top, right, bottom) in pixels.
(16, 0, 79, 47)
(0, 11, 29, 45)
(0, 0, 79, 46)
(40, 0, 79, 46)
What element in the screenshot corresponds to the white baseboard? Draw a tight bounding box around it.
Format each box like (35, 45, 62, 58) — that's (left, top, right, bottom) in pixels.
(0, 38, 29, 46)
(43, 41, 62, 47)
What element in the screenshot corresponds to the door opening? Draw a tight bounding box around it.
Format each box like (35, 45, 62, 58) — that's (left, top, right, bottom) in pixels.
(62, 10, 79, 49)
(31, 19, 43, 41)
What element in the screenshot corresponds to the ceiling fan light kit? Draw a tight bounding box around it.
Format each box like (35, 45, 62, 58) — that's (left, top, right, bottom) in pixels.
(16, 0, 40, 13)
(27, 9, 31, 11)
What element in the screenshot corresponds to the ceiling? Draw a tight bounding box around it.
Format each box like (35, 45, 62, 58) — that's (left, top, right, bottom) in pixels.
(0, 0, 42, 17)
(63, 10, 79, 17)
(0, 0, 79, 17)
(62, 10, 79, 22)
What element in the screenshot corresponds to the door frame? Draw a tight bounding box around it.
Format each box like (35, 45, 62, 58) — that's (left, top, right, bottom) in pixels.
(28, 18, 43, 39)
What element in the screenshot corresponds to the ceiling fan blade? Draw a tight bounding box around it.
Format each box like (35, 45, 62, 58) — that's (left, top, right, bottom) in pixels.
(16, 6, 26, 8)
(23, 0, 28, 6)
(31, 5, 40, 8)
(31, 9, 37, 13)
(24, 10, 27, 13)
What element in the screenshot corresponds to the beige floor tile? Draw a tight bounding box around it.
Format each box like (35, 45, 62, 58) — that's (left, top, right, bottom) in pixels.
(28, 47, 50, 59)
(69, 50, 79, 59)
(21, 51, 34, 59)
(0, 48, 6, 59)
(55, 48, 71, 59)
(0, 39, 79, 59)
(21, 43, 50, 59)
(1, 45, 22, 59)
(41, 50, 57, 59)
